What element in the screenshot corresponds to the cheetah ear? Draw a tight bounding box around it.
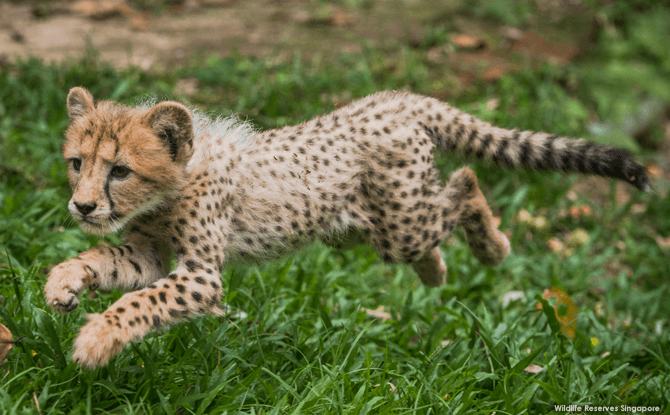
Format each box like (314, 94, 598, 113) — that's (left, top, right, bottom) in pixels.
(146, 101, 195, 164)
(67, 87, 95, 120)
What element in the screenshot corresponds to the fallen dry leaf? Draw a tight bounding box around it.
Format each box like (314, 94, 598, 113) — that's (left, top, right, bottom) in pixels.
(655, 235, 670, 250)
(569, 205, 592, 218)
(566, 190, 578, 201)
(501, 291, 525, 308)
(524, 364, 543, 374)
(547, 238, 564, 253)
(517, 209, 532, 224)
(567, 228, 589, 248)
(362, 306, 393, 321)
(532, 216, 548, 231)
(0, 322, 14, 362)
(451, 34, 486, 50)
(536, 287, 579, 339)
(501, 26, 523, 42)
(630, 203, 646, 214)
(646, 163, 662, 177)
(373, 382, 397, 394)
(485, 97, 499, 111)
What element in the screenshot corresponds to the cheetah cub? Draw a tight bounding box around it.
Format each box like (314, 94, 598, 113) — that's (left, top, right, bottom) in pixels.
(46, 87, 649, 368)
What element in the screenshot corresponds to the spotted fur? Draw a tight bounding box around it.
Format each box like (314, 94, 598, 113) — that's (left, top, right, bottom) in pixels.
(45, 87, 649, 368)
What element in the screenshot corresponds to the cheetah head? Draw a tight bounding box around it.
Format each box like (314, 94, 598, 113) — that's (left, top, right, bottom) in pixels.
(62, 87, 195, 235)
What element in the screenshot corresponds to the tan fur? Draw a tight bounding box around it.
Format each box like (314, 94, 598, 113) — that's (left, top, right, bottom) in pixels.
(45, 88, 647, 368)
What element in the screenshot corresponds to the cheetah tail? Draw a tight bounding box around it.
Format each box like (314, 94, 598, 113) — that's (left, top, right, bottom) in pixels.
(421, 115, 651, 191)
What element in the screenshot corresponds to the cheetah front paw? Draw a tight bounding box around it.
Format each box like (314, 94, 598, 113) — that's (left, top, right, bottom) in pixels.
(72, 314, 125, 369)
(45, 260, 99, 313)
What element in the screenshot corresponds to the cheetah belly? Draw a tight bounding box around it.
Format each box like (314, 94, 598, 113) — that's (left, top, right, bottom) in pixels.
(224, 208, 352, 263)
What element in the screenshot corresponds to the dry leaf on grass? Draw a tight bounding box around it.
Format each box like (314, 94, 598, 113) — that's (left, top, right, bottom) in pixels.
(567, 228, 589, 248)
(646, 163, 662, 177)
(362, 306, 393, 321)
(501, 291, 525, 308)
(569, 205, 591, 218)
(547, 238, 564, 253)
(0, 323, 14, 362)
(535, 287, 579, 339)
(451, 34, 486, 50)
(373, 382, 397, 394)
(524, 364, 543, 374)
(655, 235, 670, 250)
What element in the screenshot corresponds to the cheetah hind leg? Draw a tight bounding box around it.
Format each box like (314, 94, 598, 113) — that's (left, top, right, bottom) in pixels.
(455, 168, 511, 267)
(411, 167, 510, 287)
(411, 247, 447, 287)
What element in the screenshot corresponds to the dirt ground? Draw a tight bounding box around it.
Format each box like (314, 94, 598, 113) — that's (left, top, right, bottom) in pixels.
(0, 0, 464, 69)
(0, 0, 591, 75)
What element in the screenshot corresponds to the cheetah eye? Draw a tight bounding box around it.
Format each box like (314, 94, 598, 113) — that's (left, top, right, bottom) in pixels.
(71, 158, 82, 172)
(111, 165, 131, 179)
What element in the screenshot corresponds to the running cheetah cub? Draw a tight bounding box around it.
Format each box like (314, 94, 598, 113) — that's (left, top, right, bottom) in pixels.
(46, 87, 650, 368)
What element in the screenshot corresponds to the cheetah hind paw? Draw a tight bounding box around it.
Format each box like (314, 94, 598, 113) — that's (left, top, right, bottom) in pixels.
(412, 247, 447, 287)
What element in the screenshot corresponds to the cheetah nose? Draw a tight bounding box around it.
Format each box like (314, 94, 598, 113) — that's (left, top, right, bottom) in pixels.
(74, 201, 97, 215)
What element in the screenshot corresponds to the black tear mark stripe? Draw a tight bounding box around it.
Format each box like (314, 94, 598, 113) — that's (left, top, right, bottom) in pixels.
(104, 175, 115, 213)
(129, 260, 142, 274)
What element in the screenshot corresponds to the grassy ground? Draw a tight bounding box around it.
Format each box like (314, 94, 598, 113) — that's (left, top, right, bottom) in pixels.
(1, 1, 670, 413)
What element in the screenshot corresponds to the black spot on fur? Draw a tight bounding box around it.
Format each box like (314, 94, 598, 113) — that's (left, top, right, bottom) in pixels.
(191, 292, 203, 303)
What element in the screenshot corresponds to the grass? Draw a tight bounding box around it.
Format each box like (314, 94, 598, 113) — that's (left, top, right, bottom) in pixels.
(1, 1, 670, 413)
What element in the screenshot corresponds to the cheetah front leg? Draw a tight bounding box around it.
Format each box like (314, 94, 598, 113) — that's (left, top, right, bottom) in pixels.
(71, 261, 223, 368)
(45, 224, 168, 313)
